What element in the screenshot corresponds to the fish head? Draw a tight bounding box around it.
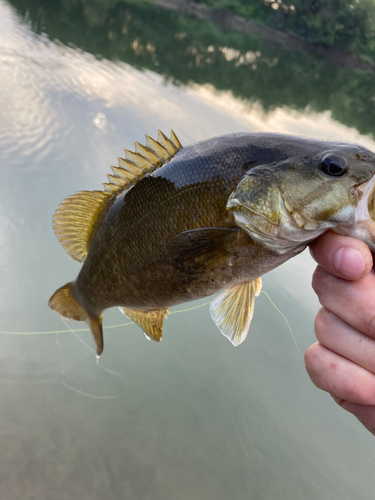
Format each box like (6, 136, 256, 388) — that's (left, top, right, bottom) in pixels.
(227, 141, 375, 254)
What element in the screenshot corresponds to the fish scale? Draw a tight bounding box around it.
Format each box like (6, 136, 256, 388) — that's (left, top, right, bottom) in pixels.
(49, 131, 375, 354)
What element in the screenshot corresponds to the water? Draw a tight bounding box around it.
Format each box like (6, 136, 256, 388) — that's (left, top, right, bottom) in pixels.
(1, 0, 375, 498)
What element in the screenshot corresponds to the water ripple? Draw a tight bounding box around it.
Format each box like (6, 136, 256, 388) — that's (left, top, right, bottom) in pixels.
(0, 0, 186, 171)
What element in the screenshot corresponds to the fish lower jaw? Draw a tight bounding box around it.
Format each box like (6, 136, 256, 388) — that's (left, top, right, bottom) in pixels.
(336, 219, 375, 252)
(281, 193, 320, 231)
(289, 211, 321, 230)
(344, 177, 375, 249)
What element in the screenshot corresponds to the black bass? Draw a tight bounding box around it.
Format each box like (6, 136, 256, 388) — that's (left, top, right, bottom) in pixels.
(49, 130, 375, 354)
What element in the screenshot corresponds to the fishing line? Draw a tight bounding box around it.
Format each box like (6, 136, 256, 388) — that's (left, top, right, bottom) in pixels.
(0, 301, 212, 335)
(260, 290, 304, 363)
(55, 317, 126, 399)
(1, 296, 303, 364)
(169, 301, 211, 315)
(52, 301, 210, 399)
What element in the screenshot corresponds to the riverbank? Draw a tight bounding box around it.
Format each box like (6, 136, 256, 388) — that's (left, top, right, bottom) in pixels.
(154, 0, 375, 72)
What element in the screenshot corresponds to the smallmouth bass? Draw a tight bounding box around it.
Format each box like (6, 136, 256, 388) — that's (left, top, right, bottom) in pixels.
(49, 130, 375, 354)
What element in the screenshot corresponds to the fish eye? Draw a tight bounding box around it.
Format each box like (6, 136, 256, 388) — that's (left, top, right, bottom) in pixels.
(320, 155, 348, 177)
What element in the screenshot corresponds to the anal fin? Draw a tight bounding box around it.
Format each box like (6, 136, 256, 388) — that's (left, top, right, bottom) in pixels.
(120, 307, 170, 342)
(209, 278, 262, 346)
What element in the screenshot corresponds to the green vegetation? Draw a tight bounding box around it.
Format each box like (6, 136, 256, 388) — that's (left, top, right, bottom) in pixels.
(7, 0, 375, 136)
(192, 0, 271, 24)
(195, 0, 375, 59)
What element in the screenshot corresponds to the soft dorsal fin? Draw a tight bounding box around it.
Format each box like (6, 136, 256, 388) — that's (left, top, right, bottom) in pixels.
(53, 190, 112, 262)
(53, 130, 183, 262)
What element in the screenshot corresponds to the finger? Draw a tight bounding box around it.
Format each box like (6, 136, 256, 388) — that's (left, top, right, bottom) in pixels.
(309, 231, 373, 280)
(304, 342, 375, 405)
(333, 399, 375, 436)
(315, 308, 375, 374)
(312, 266, 375, 340)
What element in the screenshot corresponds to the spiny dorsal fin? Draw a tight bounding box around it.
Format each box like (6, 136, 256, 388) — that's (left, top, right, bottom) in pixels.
(105, 129, 183, 194)
(53, 190, 112, 262)
(53, 130, 183, 261)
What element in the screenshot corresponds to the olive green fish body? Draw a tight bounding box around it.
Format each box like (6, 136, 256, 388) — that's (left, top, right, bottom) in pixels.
(74, 133, 298, 314)
(49, 131, 375, 354)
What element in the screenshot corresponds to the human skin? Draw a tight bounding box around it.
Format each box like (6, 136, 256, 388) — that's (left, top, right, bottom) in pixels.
(306, 231, 375, 435)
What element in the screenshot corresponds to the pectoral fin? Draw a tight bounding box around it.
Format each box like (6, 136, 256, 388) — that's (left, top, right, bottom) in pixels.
(209, 278, 262, 346)
(120, 307, 170, 342)
(166, 228, 239, 272)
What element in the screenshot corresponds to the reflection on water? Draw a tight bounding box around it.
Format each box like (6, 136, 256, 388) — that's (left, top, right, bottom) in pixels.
(56, 318, 126, 399)
(1, 0, 375, 499)
(7, 0, 375, 137)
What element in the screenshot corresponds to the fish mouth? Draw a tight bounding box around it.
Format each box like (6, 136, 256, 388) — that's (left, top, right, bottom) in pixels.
(344, 174, 375, 251)
(368, 183, 375, 222)
(280, 190, 321, 231)
(228, 193, 325, 255)
(352, 174, 375, 222)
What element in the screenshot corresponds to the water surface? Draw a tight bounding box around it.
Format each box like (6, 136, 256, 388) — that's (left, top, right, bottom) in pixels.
(1, 1, 375, 499)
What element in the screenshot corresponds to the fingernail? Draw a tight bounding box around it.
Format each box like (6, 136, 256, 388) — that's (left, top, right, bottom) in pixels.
(332, 246, 366, 279)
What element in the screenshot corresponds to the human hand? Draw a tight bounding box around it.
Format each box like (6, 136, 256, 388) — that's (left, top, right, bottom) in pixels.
(307, 231, 375, 435)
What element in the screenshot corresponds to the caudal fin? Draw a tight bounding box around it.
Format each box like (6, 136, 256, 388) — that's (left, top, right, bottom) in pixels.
(48, 282, 104, 355)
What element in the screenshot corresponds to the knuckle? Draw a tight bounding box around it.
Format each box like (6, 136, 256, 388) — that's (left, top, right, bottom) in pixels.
(314, 307, 332, 340)
(344, 374, 359, 401)
(340, 368, 375, 404)
(368, 386, 375, 405)
(304, 343, 321, 377)
(311, 266, 329, 298)
(314, 308, 342, 346)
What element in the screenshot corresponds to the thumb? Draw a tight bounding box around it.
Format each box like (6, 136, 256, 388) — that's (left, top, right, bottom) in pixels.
(309, 231, 373, 281)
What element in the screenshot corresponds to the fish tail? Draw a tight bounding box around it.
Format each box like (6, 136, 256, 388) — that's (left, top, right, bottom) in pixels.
(49, 282, 104, 355)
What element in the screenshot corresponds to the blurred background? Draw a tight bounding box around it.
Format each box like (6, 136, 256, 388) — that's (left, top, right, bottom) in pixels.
(1, 0, 375, 498)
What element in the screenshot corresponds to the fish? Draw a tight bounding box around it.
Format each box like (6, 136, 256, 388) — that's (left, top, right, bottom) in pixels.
(49, 130, 375, 355)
